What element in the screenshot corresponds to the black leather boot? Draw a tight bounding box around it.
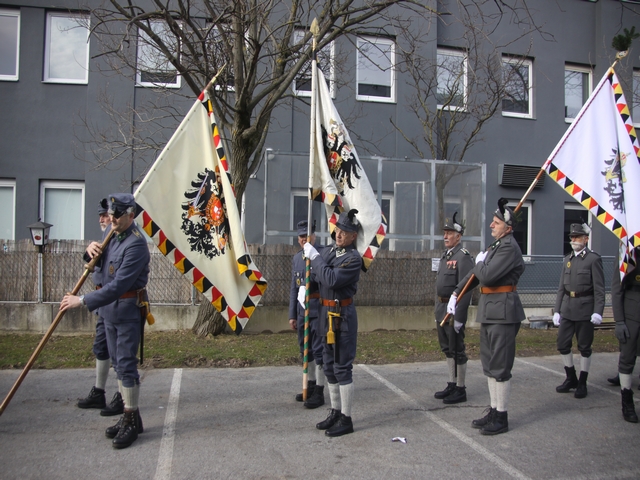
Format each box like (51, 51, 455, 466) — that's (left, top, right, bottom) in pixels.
(574, 371, 588, 399)
(325, 414, 354, 437)
(443, 386, 467, 404)
(472, 407, 496, 429)
(295, 380, 316, 402)
(77, 386, 106, 409)
(304, 385, 325, 409)
(607, 374, 621, 386)
(316, 409, 341, 430)
(622, 388, 639, 423)
(100, 391, 124, 417)
(106, 409, 144, 439)
(112, 409, 143, 449)
(434, 382, 456, 399)
(480, 410, 508, 435)
(556, 366, 578, 393)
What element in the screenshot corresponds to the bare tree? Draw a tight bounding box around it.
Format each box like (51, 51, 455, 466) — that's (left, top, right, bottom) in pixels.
(393, 0, 543, 228)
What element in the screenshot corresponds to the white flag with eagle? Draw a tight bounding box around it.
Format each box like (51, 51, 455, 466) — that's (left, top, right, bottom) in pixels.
(311, 67, 387, 270)
(543, 69, 640, 279)
(134, 89, 267, 333)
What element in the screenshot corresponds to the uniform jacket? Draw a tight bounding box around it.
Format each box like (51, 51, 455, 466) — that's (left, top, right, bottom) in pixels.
(288, 246, 321, 322)
(554, 248, 605, 321)
(612, 247, 640, 324)
(435, 243, 474, 324)
(84, 222, 150, 324)
(310, 243, 362, 336)
(456, 233, 525, 324)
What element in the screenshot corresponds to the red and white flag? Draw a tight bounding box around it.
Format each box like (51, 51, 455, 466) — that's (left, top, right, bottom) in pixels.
(311, 67, 387, 270)
(543, 69, 640, 279)
(134, 90, 267, 332)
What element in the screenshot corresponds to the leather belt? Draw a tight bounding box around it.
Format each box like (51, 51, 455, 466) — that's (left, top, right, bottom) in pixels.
(438, 296, 450, 303)
(309, 292, 320, 299)
(96, 286, 143, 299)
(480, 285, 517, 294)
(564, 288, 593, 298)
(321, 298, 353, 307)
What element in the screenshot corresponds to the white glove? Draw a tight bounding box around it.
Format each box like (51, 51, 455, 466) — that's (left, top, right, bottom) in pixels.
(475, 251, 488, 264)
(447, 295, 457, 315)
(303, 242, 319, 261)
(552, 312, 561, 326)
(590, 313, 602, 325)
(454, 320, 463, 333)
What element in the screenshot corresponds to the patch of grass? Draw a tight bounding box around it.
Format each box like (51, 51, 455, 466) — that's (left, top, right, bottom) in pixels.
(0, 328, 620, 370)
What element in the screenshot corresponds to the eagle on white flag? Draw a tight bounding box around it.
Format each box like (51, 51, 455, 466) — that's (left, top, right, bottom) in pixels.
(311, 67, 387, 270)
(543, 69, 640, 279)
(134, 90, 267, 333)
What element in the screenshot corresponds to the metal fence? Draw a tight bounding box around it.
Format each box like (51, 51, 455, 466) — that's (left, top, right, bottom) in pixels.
(0, 240, 614, 307)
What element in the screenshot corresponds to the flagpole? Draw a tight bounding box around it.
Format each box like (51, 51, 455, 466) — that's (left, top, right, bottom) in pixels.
(441, 53, 631, 328)
(302, 19, 320, 401)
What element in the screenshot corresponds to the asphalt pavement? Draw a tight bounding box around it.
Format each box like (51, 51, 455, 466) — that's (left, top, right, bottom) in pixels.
(0, 352, 638, 480)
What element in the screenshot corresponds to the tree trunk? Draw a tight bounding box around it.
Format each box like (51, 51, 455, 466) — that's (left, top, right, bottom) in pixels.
(192, 299, 228, 337)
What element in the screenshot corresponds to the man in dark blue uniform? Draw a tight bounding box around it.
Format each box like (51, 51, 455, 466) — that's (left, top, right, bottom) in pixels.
(612, 245, 640, 423)
(76, 198, 124, 417)
(434, 212, 474, 404)
(553, 223, 604, 399)
(303, 210, 362, 437)
(449, 198, 525, 436)
(289, 220, 325, 408)
(60, 193, 150, 449)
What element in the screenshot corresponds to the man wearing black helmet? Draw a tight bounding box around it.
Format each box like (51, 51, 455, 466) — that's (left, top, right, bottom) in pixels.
(449, 198, 525, 436)
(434, 212, 474, 405)
(553, 222, 604, 399)
(303, 209, 362, 437)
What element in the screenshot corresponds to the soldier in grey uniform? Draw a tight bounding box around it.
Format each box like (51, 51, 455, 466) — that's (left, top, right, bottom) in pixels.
(289, 220, 325, 409)
(60, 193, 150, 449)
(434, 212, 474, 404)
(76, 198, 124, 417)
(303, 210, 362, 437)
(449, 198, 525, 436)
(612, 245, 640, 423)
(553, 223, 604, 399)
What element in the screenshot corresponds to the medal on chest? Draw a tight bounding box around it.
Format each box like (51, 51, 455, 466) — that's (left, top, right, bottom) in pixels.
(447, 260, 457, 269)
(109, 264, 115, 275)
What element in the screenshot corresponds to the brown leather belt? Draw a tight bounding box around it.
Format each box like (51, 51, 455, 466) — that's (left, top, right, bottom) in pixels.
(480, 285, 517, 294)
(309, 293, 320, 299)
(321, 298, 353, 307)
(438, 296, 450, 303)
(564, 288, 593, 298)
(96, 286, 141, 299)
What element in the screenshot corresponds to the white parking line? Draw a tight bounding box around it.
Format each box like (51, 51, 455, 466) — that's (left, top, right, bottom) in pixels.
(358, 364, 532, 480)
(154, 368, 183, 480)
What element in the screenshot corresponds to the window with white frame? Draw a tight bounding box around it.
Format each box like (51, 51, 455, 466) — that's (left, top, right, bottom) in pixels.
(136, 20, 180, 88)
(0, 180, 16, 240)
(507, 200, 531, 256)
(44, 12, 90, 84)
(633, 69, 640, 128)
(292, 29, 335, 97)
(40, 181, 85, 240)
(563, 204, 592, 255)
(502, 57, 533, 118)
(356, 36, 395, 103)
(437, 49, 467, 110)
(565, 65, 592, 122)
(0, 9, 20, 81)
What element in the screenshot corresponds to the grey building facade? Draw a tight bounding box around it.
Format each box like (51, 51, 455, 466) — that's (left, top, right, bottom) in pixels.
(1, 0, 639, 259)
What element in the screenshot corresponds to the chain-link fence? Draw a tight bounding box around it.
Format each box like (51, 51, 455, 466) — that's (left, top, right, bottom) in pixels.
(0, 240, 614, 307)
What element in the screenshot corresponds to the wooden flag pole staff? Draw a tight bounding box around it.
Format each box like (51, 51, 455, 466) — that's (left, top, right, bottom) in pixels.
(440, 168, 547, 328)
(302, 18, 320, 402)
(0, 229, 115, 416)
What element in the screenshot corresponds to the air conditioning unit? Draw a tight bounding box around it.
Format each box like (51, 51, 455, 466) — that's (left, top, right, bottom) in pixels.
(498, 164, 545, 188)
